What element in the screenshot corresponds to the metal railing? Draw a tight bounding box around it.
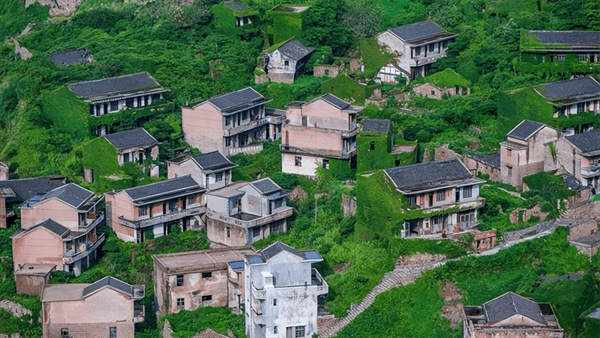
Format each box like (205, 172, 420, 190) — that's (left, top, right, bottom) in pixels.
(118, 205, 206, 229)
(206, 207, 292, 229)
(63, 233, 105, 265)
(223, 118, 268, 136)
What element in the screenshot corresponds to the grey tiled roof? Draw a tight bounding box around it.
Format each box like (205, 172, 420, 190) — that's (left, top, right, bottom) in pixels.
(28, 219, 70, 238)
(193, 151, 235, 171)
(261, 241, 305, 260)
(207, 87, 267, 113)
(471, 152, 500, 169)
(42, 183, 95, 209)
(83, 276, 133, 298)
(507, 120, 545, 140)
(385, 158, 473, 193)
(483, 292, 546, 325)
(276, 39, 315, 61)
(68, 72, 162, 99)
(250, 178, 281, 194)
(103, 128, 159, 150)
(540, 77, 600, 100)
(320, 93, 350, 110)
(566, 129, 600, 153)
(528, 30, 600, 46)
(224, 1, 249, 12)
(124, 176, 201, 203)
(49, 49, 91, 66)
(362, 119, 391, 133)
(0, 176, 65, 204)
(390, 20, 447, 43)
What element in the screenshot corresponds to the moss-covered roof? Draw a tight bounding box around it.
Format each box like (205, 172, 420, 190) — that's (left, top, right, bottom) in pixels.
(421, 68, 471, 88)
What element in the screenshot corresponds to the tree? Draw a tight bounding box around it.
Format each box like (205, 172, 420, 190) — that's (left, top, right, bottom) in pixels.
(301, 0, 352, 56)
(343, 0, 383, 39)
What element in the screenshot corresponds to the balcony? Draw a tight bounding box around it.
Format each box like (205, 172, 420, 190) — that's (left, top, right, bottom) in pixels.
(134, 304, 145, 323)
(281, 146, 355, 160)
(581, 165, 600, 178)
(206, 206, 292, 229)
(251, 283, 266, 299)
(63, 233, 105, 265)
(422, 197, 485, 214)
(80, 212, 104, 229)
(341, 143, 357, 156)
(341, 126, 359, 138)
(223, 118, 268, 137)
(311, 268, 328, 295)
(253, 314, 267, 325)
(118, 205, 206, 229)
(410, 53, 445, 67)
(227, 144, 263, 156)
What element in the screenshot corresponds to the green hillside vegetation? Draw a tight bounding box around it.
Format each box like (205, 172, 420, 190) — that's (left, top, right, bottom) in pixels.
(321, 74, 371, 105)
(420, 68, 471, 88)
(358, 38, 394, 79)
(267, 9, 302, 44)
(496, 87, 555, 138)
(162, 306, 246, 338)
(39, 86, 89, 142)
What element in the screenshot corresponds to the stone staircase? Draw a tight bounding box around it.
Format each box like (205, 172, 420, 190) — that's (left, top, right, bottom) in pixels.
(318, 261, 446, 337)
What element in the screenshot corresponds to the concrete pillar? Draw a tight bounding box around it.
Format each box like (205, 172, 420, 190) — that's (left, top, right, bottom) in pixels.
(148, 94, 152, 105)
(92, 104, 97, 117)
(133, 97, 138, 108)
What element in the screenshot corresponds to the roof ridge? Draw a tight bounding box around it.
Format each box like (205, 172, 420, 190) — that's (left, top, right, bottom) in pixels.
(69, 71, 151, 86)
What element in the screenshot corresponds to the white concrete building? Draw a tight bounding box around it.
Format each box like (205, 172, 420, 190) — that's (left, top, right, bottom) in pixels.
(245, 242, 328, 338)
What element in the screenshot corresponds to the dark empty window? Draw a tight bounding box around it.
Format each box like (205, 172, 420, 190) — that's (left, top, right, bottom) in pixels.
(578, 103, 585, 112)
(227, 227, 231, 238)
(202, 295, 212, 301)
(215, 172, 223, 182)
(187, 196, 195, 205)
(274, 299, 277, 306)
(409, 196, 417, 206)
(138, 206, 147, 217)
(177, 298, 185, 310)
(253, 227, 260, 237)
(109, 327, 117, 338)
(370, 141, 375, 150)
(463, 186, 473, 198)
(429, 43, 434, 52)
(176, 275, 184, 286)
(274, 326, 278, 334)
(302, 116, 307, 126)
(295, 326, 306, 338)
(110, 101, 119, 112)
(322, 159, 329, 169)
(169, 200, 177, 211)
(284, 60, 289, 67)
(61, 328, 69, 338)
(202, 271, 212, 278)
(126, 98, 134, 108)
(556, 54, 565, 61)
(579, 54, 587, 62)
(436, 191, 445, 202)
(295, 156, 302, 167)
(415, 46, 421, 56)
(507, 166, 512, 177)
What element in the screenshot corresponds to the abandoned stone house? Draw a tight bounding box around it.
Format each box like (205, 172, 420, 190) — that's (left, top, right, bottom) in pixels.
(546, 129, 600, 191)
(245, 242, 328, 338)
(257, 39, 315, 84)
(182, 87, 282, 156)
(462, 292, 563, 338)
(224, 1, 257, 27)
(14, 263, 55, 296)
(463, 153, 501, 182)
(377, 20, 456, 82)
(41, 276, 145, 338)
(167, 150, 237, 191)
(0, 176, 66, 228)
(521, 30, 600, 65)
(534, 77, 600, 132)
(500, 120, 560, 189)
(205, 178, 293, 247)
(153, 247, 255, 315)
(68, 72, 166, 136)
(105, 175, 206, 243)
(362, 118, 391, 135)
(384, 158, 485, 238)
(281, 93, 362, 176)
(49, 49, 91, 67)
(103, 127, 159, 166)
(412, 81, 470, 99)
(12, 183, 104, 277)
(567, 220, 600, 260)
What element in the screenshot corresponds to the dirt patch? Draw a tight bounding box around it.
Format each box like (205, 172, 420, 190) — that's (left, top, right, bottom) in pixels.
(440, 282, 463, 329)
(396, 253, 446, 267)
(334, 262, 350, 273)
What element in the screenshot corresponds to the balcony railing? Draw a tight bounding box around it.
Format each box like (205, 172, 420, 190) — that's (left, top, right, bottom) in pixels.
(253, 314, 267, 325)
(341, 143, 357, 156)
(281, 146, 355, 160)
(80, 212, 105, 229)
(251, 283, 266, 299)
(341, 125, 358, 137)
(63, 233, 105, 265)
(227, 144, 263, 156)
(206, 207, 292, 229)
(223, 118, 268, 136)
(421, 197, 485, 214)
(581, 165, 600, 178)
(311, 268, 328, 295)
(118, 205, 206, 229)
(134, 305, 145, 323)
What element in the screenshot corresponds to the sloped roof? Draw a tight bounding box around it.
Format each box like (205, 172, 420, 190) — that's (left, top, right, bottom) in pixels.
(250, 178, 281, 194)
(261, 241, 305, 260)
(124, 176, 202, 203)
(205, 87, 267, 113)
(507, 120, 545, 140)
(362, 119, 391, 133)
(539, 77, 600, 100)
(390, 20, 449, 43)
(68, 72, 162, 99)
(0, 176, 65, 204)
(385, 158, 475, 193)
(320, 93, 350, 110)
(193, 151, 236, 171)
(82, 276, 134, 298)
(275, 39, 315, 61)
(41, 183, 95, 209)
(28, 219, 70, 238)
(224, 1, 249, 12)
(566, 129, 600, 154)
(103, 128, 159, 150)
(470, 152, 500, 169)
(49, 49, 91, 66)
(192, 329, 230, 338)
(528, 30, 600, 47)
(483, 292, 546, 325)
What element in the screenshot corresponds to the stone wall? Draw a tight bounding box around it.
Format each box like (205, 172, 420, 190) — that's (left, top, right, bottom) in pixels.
(341, 194, 356, 216)
(509, 205, 549, 224)
(568, 220, 598, 241)
(502, 220, 558, 242)
(563, 201, 600, 221)
(314, 64, 344, 77)
(434, 144, 461, 161)
(0, 300, 32, 317)
(26, 0, 84, 16)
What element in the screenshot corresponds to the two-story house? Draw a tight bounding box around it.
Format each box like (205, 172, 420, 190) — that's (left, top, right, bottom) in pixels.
(463, 292, 563, 338)
(281, 93, 362, 176)
(521, 30, 600, 66)
(12, 183, 104, 277)
(153, 247, 255, 315)
(534, 77, 600, 132)
(0, 161, 8, 180)
(167, 151, 237, 191)
(245, 242, 328, 338)
(68, 72, 166, 136)
(182, 87, 277, 156)
(41, 276, 145, 338)
(545, 129, 600, 191)
(500, 120, 560, 189)
(384, 158, 485, 238)
(377, 20, 456, 82)
(105, 175, 206, 243)
(103, 128, 159, 166)
(257, 39, 315, 84)
(205, 178, 293, 246)
(0, 176, 66, 228)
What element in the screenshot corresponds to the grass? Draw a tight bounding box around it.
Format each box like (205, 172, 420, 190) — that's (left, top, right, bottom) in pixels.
(267, 11, 302, 44)
(420, 68, 471, 88)
(321, 74, 368, 105)
(495, 86, 555, 139)
(81, 137, 134, 192)
(359, 38, 394, 79)
(39, 86, 90, 143)
(163, 306, 246, 338)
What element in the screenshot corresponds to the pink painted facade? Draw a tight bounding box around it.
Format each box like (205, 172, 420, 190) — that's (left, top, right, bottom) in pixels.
(0, 161, 8, 180)
(13, 227, 65, 270)
(413, 82, 470, 99)
(21, 198, 81, 230)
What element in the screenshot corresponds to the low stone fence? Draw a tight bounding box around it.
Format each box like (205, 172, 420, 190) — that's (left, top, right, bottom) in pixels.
(228, 144, 263, 156)
(502, 220, 557, 242)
